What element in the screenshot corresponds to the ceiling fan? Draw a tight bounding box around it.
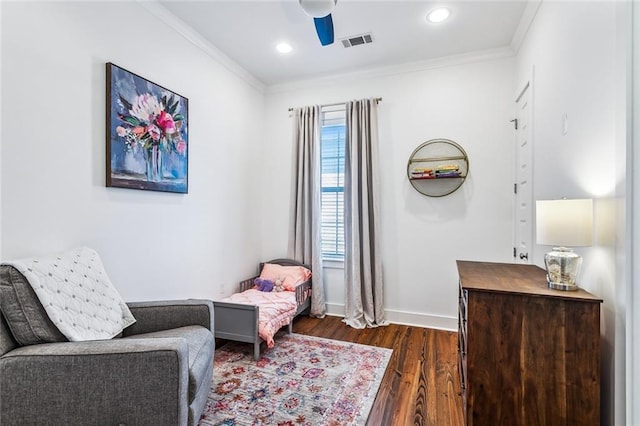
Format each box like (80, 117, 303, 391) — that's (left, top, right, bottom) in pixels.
(299, 0, 337, 46)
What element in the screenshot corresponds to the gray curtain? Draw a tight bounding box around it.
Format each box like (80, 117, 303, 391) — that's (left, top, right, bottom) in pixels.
(343, 98, 388, 329)
(288, 106, 326, 317)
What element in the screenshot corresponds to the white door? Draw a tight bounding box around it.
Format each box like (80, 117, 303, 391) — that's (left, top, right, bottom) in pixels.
(514, 82, 533, 264)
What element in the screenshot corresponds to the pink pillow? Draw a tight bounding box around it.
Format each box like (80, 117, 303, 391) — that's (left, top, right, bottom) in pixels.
(260, 263, 312, 292)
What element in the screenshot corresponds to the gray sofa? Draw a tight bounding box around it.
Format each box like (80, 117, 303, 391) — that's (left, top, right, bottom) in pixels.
(0, 265, 215, 426)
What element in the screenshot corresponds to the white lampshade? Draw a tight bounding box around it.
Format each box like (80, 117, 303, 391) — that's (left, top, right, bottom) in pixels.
(536, 198, 593, 291)
(299, 0, 337, 18)
(536, 199, 593, 247)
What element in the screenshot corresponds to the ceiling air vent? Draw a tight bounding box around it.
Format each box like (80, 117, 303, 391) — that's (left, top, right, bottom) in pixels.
(341, 33, 373, 48)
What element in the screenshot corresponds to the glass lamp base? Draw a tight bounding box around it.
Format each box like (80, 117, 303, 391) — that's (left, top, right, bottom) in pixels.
(546, 276, 579, 291)
(544, 247, 582, 291)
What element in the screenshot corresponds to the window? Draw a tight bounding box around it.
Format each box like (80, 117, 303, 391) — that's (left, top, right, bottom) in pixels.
(320, 105, 346, 260)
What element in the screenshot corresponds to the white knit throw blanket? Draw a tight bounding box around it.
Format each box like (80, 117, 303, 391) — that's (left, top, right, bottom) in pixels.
(2, 247, 136, 341)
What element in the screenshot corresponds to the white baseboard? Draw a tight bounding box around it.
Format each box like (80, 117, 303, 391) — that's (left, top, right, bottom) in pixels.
(325, 302, 345, 317)
(325, 303, 457, 332)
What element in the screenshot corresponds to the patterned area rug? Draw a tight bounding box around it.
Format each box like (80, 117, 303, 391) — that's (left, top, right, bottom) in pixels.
(199, 333, 392, 426)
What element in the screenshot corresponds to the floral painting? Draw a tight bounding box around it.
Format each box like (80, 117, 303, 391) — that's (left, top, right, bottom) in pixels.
(106, 63, 188, 193)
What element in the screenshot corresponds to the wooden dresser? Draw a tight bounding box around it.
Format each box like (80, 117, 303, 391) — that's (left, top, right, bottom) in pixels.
(456, 260, 602, 425)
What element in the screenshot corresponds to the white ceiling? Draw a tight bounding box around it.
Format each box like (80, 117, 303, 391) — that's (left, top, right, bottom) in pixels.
(156, 1, 532, 87)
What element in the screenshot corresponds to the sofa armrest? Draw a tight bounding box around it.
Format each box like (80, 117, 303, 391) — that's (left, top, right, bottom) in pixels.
(124, 299, 214, 336)
(0, 338, 189, 426)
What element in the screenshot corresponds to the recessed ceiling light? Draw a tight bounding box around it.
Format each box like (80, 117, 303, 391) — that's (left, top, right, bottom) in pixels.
(276, 42, 293, 54)
(427, 7, 450, 23)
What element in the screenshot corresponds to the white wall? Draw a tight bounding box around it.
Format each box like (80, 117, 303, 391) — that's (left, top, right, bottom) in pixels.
(0, 2, 265, 301)
(0, 1, 3, 261)
(630, 2, 640, 424)
(515, 2, 622, 424)
(263, 55, 516, 328)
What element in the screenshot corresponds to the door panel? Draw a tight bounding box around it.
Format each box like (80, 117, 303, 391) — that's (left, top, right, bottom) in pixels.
(514, 82, 533, 264)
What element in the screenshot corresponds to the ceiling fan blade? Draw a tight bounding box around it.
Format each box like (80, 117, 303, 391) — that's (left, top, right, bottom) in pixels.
(313, 14, 334, 46)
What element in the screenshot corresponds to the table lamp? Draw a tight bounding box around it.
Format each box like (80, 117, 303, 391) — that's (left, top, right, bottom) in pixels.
(535, 198, 593, 291)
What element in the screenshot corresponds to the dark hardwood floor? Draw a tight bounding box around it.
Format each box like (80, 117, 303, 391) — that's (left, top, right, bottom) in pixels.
(292, 315, 464, 426)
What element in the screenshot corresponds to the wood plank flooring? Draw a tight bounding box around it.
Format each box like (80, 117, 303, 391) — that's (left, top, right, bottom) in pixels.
(292, 315, 464, 426)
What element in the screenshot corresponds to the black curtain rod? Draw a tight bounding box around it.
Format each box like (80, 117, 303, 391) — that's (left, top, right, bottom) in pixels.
(288, 97, 382, 112)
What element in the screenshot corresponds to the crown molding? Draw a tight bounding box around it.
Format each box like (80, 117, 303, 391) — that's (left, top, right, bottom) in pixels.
(138, 1, 265, 93)
(510, 0, 542, 54)
(138, 1, 523, 98)
(266, 46, 516, 94)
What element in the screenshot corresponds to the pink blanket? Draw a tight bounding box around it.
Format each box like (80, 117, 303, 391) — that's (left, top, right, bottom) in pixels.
(221, 289, 297, 348)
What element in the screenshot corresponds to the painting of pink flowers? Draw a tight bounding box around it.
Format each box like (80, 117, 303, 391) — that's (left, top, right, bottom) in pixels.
(106, 63, 188, 193)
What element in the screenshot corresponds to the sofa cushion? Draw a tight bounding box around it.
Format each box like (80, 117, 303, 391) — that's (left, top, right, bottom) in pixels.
(0, 265, 67, 346)
(124, 325, 214, 403)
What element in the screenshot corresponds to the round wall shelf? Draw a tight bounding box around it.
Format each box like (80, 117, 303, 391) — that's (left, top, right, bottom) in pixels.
(407, 138, 469, 197)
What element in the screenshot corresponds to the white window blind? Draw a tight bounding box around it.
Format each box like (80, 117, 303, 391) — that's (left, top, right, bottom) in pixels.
(320, 105, 346, 260)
